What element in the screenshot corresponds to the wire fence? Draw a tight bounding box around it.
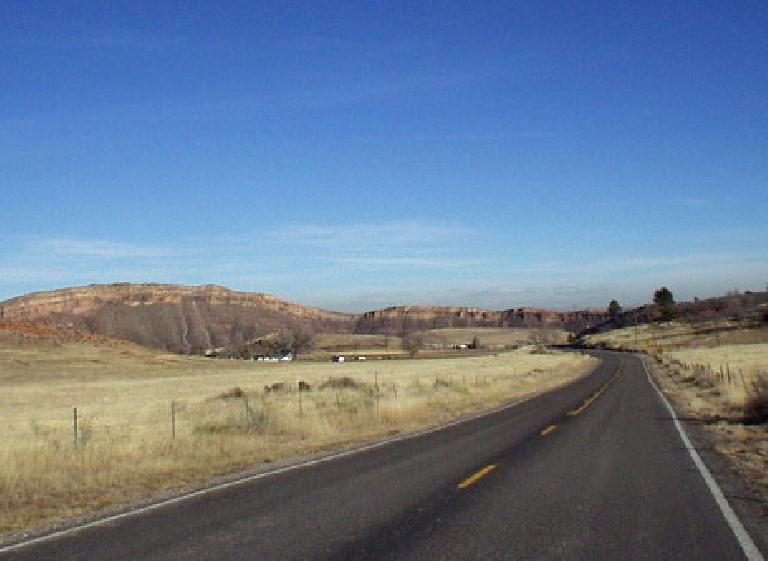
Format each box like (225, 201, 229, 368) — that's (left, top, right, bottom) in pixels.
(1, 372, 514, 453)
(660, 356, 766, 388)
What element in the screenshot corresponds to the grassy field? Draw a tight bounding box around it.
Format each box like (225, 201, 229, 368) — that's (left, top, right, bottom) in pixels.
(0, 334, 596, 535)
(308, 332, 405, 360)
(309, 327, 569, 360)
(314, 332, 402, 351)
(583, 319, 768, 352)
(418, 327, 569, 348)
(666, 344, 768, 377)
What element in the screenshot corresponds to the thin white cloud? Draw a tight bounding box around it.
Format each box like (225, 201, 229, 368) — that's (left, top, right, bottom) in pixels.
(25, 238, 179, 259)
(329, 256, 482, 270)
(263, 220, 480, 271)
(523, 251, 768, 276)
(267, 220, 475, 249)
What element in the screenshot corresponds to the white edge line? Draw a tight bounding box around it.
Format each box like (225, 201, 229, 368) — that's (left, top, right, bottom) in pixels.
(642, 358, 764, 561)
(1, 390, 547, 554)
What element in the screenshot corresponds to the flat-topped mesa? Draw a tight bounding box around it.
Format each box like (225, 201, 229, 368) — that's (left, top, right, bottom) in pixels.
(354, 305, 607, 334)
(0, 284, 356, 353)
(354, 306, 502, 335)
(359, 305, 502, 320)
(500, 307, 608, 330)
(0, 284, 349, 323)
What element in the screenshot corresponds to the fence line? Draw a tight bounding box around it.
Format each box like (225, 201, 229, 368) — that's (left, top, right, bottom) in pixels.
(3, 371, 541, 452)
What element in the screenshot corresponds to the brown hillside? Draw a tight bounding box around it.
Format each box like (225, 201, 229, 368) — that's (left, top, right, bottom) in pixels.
(0, 284, 356, 353)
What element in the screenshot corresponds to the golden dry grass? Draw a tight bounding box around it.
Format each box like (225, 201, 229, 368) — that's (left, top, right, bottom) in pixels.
(314, 332, 401, 351)
(654, 344, 768, 415)
(630, 331, 768, 499)
(584, 319, 768, 352)
(418, 327, 569, 348)
(0, 338, 596, 534)
(666, 344, 768, 375)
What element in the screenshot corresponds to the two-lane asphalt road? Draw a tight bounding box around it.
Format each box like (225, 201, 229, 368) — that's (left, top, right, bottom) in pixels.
(3, 351, 763, 560)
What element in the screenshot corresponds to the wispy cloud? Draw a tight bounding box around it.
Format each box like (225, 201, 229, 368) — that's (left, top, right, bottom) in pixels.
(522, 251, 768, 276)
(329, 256, 481, 270)
(264, 220, 480, 271)
(24, 238, 179, 259)
(268, 220, 474, 249)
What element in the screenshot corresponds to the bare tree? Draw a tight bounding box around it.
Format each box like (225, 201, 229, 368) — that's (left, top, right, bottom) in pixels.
(274, 329, 295, 353)
(289, 325, 315, 359)
(401, 332, 424, 358)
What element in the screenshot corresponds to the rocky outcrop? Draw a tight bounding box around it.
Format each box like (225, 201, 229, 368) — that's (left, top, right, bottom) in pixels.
(0, 284, 613, 353)
(500, 307, 609, 332)
(355, 305, 608, 335)
(355, 306, 501, 335)
(0, 284, 356, 353)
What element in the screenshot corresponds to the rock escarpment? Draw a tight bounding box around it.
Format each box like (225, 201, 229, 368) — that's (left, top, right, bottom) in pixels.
(0, 284, 356, 353)
(355, 306, 606, 335)
(0, 284, 611, 353)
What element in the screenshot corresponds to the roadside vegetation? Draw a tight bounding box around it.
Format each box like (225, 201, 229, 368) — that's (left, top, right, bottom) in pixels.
(0, 330, 596, 535)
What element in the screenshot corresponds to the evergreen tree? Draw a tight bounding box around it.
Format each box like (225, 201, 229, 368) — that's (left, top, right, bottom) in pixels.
(653, 287, 676, 321)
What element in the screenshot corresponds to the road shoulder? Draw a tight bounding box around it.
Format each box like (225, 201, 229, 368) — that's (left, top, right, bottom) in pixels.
(644, 355, 768, 557)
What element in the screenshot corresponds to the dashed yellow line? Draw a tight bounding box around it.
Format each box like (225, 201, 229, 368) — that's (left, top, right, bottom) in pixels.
(457, 464, 498, 489)
(457, 362, 623, 492)
(567, 362, 623, 416)
(540, 424, 557, 436)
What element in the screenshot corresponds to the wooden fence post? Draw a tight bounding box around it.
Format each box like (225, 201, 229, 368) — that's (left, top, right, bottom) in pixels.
(171, 401, 176, 439)
(298, 385, 303, 420)
(73, 407, 78, 448)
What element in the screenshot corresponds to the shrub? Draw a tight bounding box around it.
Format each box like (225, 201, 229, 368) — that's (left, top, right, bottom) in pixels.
(744, 373, 768, 424)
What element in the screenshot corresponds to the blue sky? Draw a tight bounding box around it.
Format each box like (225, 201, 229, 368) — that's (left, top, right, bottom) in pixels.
(1, 1, 766, 312)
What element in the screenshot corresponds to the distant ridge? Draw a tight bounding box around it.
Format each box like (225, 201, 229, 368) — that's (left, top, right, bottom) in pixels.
(0, 284, 609, 353)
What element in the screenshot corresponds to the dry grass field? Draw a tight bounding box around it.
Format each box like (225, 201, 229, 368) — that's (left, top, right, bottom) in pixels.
(418, 327, 569, 348)
(314, 332, 402, 351)
(583, 319, 768, 352)
(309, 327, 569, 359)
(307, 327, 568, 360)
(654, 343, 768, 419)
(0, 333, 596, 535)
(308, 332, 405, 360)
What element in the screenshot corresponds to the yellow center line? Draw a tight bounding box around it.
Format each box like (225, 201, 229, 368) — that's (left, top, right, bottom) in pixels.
(457, 464, 498, 490)
(540, 424, 557, 436)
(567, 364, 623, 416)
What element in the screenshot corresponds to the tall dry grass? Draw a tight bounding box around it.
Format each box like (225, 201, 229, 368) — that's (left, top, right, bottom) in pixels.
(649, 342, 768, 496)
(661, 344, 768, 418)
(584, 320, 768, 352)
(0, 347, 596, 534)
